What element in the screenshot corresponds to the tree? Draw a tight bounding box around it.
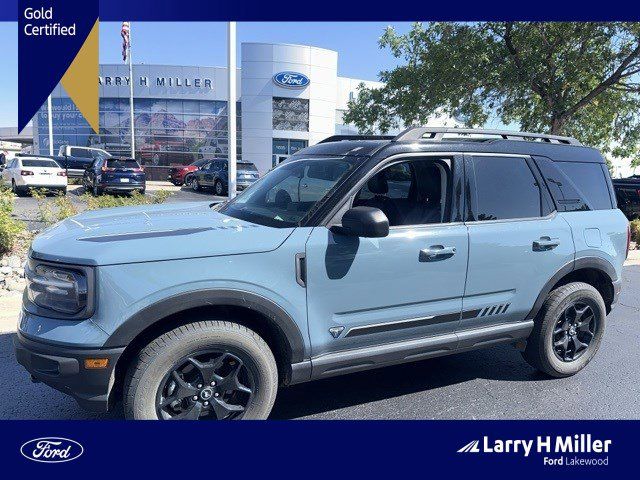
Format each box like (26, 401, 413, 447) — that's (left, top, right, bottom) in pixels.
(343, 22, 640, 165)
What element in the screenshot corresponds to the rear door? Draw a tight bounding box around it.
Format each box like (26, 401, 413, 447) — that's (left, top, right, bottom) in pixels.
(460, 154, 574, 337)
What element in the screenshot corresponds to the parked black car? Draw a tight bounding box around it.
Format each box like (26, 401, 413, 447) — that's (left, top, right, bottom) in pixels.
(83, 157, 146, 196)
(612, 175, 640, 220)
(191, 159, 259, 195)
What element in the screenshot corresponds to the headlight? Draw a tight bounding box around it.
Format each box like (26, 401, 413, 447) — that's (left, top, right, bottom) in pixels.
(26, 262, 88, 315)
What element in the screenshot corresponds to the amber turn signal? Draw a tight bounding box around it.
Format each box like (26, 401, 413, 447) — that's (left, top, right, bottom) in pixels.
(84, 358, 109, 369)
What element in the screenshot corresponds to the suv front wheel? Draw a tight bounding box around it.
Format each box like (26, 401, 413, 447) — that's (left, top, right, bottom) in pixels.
(124, 321, 278, 420)
(522, 282, 605, 377)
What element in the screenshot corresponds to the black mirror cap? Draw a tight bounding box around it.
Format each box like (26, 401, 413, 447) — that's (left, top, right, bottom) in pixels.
(333, 206, 389, 238)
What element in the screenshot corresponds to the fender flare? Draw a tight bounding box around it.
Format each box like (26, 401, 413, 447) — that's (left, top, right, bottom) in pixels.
(103, 289, 307, 363)
(526, 257, 617, 321)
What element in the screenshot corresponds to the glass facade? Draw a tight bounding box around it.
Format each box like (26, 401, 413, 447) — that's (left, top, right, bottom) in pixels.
(34, 97, 242, 177)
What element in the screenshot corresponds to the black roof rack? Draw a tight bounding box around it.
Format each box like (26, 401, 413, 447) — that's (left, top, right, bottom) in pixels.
(318, 134, 396, 144)
(393, 127, 581, 146)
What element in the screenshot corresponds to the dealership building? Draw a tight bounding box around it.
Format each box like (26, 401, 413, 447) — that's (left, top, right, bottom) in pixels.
(32, 42, 457, 179)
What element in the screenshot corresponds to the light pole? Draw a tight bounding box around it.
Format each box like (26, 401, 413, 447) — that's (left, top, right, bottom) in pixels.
(227, 22, 237, 199)
(47, 95, 53, 155)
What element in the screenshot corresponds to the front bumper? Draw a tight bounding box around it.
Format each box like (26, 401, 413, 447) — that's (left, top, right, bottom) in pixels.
(14, 331, 124, 412)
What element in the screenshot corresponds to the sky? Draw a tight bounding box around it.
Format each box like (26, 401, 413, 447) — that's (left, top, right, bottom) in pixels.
(0, 21, 412, 128)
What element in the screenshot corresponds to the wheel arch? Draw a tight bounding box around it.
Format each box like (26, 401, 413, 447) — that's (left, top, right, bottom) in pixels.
(105, 290, 307, 407)
(527, 257, 618, 321)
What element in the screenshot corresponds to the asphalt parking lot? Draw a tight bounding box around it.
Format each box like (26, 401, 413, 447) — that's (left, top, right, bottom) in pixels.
(1, 261, 639, 420)
(10, 182, 226, 230)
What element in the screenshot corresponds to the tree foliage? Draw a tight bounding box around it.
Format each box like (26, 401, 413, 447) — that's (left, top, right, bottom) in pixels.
(343, 22, 640, 164)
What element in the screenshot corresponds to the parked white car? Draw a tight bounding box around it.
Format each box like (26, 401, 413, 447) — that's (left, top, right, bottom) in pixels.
(1, 156, 68, 196)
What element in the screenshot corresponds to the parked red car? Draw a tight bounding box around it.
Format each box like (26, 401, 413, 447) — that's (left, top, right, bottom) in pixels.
(168, 159, 209, 186)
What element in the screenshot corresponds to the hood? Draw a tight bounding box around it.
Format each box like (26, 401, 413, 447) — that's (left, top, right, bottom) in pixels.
(30, 202, 295, 266)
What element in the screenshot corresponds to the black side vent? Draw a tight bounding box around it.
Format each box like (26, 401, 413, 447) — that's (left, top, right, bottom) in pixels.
(479, 303, 510, 317)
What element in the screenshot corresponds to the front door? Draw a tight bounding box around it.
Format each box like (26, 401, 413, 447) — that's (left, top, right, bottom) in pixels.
(304, 155, 469, 359)
(459, 154, 575, 336)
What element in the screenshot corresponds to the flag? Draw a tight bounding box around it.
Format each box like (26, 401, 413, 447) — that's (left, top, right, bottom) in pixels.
(121, 22, 130, 62)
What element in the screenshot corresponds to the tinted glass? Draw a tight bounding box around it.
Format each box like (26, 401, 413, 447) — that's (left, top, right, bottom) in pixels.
(534, 157, 587, 212)
(219, 157, 355, 228)
(556, 162, 612, 210)
(354, 159, 451, 226)
(21, 159, 60, 168)
(70, 148, 93, 158)
(472, 156, 541, 220)
(238, 162, 257, 172)
(106, 159, 140, 169)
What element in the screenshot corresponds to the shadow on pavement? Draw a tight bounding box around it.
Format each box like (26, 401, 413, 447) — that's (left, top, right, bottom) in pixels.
(272, 344, 545, 419)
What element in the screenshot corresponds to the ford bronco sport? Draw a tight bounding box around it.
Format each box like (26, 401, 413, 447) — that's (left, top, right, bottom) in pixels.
(14, 127, 630, 420)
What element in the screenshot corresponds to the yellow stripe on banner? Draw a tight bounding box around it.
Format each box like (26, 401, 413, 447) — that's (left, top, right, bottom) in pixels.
(61, 19, 99, 133)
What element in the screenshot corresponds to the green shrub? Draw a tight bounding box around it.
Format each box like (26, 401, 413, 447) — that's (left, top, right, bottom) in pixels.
(630, 219, 640, 247)
(54, 193, 78, 222)
(0, 186, 24, 254)
(30, 188, 57, 226)
(83, 190, 173, 211)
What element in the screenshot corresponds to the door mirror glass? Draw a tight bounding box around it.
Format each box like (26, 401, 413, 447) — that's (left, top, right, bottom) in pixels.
(332, 206, 389, 238)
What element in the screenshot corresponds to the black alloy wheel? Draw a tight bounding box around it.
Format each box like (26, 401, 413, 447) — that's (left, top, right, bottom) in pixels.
(552, 302, 597, 362)
(156, 350, 254, 420)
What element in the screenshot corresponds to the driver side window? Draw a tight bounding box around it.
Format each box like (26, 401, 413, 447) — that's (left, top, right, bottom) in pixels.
(352, 158, 452, 227)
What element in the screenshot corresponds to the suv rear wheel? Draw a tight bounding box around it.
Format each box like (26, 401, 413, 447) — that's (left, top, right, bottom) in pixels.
(522, 282, 605, 377)
(124, 321, 278, 420)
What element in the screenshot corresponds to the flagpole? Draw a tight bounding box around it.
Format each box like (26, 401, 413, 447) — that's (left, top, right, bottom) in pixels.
(128, 24, 135, 159)
(227, 21, 237, 199)
(47, 95, 54, 155)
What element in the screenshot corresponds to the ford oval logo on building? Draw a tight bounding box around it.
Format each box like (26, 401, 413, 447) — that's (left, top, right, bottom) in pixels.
(273, 72, 310, 89)
(20, 437, 84, 463)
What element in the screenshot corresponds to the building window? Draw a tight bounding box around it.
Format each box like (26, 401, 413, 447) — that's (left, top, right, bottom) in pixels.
(272, 97, 309, 131)
(272, 138, 308, 167)
(272, 138, 308, 156)
(34, 97, 242, 175)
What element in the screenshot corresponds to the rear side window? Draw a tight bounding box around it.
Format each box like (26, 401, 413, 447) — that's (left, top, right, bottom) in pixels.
(556, 162, 613, 210)
(470, 156, 542, 221)
(70, 148, 92, 158)
(534, 157, 613, 211)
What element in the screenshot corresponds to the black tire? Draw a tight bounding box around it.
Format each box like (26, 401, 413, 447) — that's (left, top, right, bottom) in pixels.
(12, 180, 25, 197)
(214, 179, 225, 196)
(522, 282, 606, 378)
(61, 188, 67, 196)
(124, 320, 278, 420)
(192, 177, 200, 192)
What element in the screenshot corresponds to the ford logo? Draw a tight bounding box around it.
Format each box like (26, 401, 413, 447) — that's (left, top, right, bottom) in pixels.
(273, 72, 310, 89)
(20, 437, 84, 463)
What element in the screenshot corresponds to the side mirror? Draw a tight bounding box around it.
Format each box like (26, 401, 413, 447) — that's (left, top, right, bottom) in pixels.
(331, 206, 389, 238)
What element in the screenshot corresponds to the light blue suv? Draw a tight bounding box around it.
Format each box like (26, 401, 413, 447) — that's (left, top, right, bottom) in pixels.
(15, 128, 630, 420)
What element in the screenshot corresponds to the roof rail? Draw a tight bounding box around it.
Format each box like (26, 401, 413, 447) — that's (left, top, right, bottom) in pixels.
(318, 134, 396, 144)
(393, 127, 581, 146)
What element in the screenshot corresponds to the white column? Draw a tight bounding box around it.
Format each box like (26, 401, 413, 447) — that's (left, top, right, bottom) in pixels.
(47, 95, 54, 155)
(227, 22, 237, 199)
(128, 25, 136, 158)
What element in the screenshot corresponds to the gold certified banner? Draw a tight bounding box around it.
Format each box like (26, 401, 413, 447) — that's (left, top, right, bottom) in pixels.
(60, 19, 99, 133)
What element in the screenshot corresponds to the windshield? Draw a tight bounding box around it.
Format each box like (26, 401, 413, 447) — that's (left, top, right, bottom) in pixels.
(219, 157, 356, 228)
